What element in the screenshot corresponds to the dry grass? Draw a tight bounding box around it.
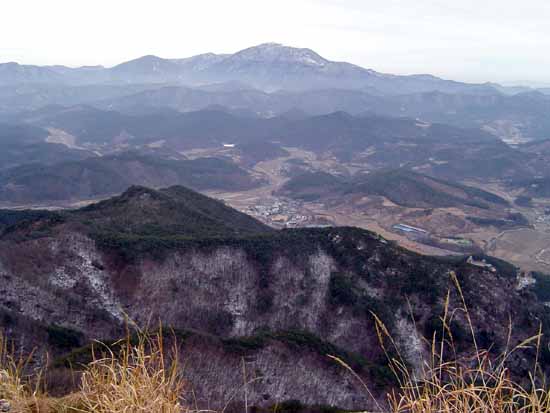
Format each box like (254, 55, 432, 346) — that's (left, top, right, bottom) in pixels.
(0, 328, 186, 413)
(334, 271, 550, 412)
(77, 328, 185, 413)
(0, 331, 42, 412)
(3, 271, 550, 412)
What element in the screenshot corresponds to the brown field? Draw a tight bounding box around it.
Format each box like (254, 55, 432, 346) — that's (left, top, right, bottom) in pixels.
(218, 149, 550, 270)
(485, 228, 550, 272)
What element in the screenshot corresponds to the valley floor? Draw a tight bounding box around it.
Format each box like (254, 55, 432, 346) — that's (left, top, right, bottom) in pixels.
(200, 147, 550, 273)
(4, 144, 550, 273)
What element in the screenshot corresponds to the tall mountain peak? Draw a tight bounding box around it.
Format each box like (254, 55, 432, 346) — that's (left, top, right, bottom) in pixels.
(230, 43, 329, 66)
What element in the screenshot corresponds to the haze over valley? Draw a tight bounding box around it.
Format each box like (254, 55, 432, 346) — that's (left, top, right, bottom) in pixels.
(2, 4, 550, 411)
(2, 43, 550, 272)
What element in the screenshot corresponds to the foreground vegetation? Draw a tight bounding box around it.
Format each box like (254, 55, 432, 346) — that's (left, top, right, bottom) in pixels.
(0, 329, 184, 412)
(362, 273, 550, 412)
(2, 276, 550, 412)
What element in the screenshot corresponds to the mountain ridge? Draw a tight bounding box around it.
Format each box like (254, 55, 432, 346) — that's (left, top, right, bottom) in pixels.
(278, 169, 510, 209)
(0, 152, 259, 205)
(0, 185, 547, 410)
(0, 43, 509, 95)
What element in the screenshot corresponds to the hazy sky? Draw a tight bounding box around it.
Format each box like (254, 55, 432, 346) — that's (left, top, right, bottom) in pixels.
(2, 0, 549, 84)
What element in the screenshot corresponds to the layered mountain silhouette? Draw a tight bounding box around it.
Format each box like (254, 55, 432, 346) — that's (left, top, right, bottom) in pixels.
(2, 43, 549, 141)
(0, 43, 508, 94)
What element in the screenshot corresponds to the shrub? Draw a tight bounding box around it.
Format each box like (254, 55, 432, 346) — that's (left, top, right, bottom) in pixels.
(328, 272, 357, 306)
(47, 325, 83, 350)
(532, 272, 550, 301)
(256, 291, 274, 314)
(346, 272, 550, 413)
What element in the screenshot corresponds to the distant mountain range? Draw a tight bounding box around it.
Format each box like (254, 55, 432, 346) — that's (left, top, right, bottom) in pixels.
(20, 105, 501, 154)
(0, 101, 548, 208)
(0, 43, 532, 95)
(4, 105, 546, 190)
(3, 42, 550, 413)
(2, 43, 549, 142)
(3, 83, 549, 143)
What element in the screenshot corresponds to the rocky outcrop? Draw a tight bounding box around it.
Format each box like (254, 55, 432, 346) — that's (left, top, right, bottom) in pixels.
(0, 224, 546, 409)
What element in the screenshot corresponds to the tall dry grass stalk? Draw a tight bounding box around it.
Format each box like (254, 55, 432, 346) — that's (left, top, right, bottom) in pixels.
(0, 331, 41, 412)
(5, 270, 550, 412)
(77, 327, 186, 413)
(334, 271, 550, 412)
(1, 327, 186, 413)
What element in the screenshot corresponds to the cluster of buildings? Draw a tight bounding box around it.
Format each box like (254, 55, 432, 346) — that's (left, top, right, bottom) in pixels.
(393, 222, 474, 252)
(245, 200, 313, 228)
(535, 208, 550, 225)
(467, 256, 497, 273)
(392, 223, 429, 236)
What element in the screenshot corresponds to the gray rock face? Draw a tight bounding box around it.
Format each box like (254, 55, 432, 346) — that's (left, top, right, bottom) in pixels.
(180, 337, 374, 409)
(0, 399, 10, 412)
(0, 226, 543, 410)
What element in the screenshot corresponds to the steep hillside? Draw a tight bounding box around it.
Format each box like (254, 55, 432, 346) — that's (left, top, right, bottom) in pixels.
(348, 169, 509, 208)
(74, 185, 272, 239)
(0, 122, 96, 170)
(0, 122, 48, 144)
(236, 141, 290, 166)
(0, 152, 258, 205)
(512, 177, 550, 198)
(277, 171, 344, 201)
(2, 141, 95, 169)
(279, 169, 508, 209)
(0, 186, 547, 410)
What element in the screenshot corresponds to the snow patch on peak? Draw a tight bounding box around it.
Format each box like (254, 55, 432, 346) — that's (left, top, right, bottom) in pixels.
(256, 42, 284, 48)
(231, 43, 329, 66)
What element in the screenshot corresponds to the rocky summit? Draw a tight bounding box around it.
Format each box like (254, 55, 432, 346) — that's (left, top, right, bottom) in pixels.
(0, 185, 548, 410)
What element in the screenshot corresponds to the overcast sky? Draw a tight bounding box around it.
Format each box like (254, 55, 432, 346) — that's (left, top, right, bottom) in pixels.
(2, 0, 549, 84)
